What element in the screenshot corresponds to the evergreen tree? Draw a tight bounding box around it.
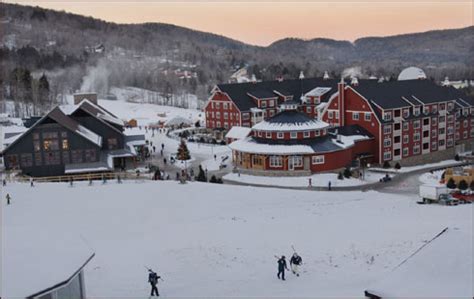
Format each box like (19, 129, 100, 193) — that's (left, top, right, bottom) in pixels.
(196, 165, 207, 182)
(394, 162, 401, 170)
(337, 172, 344, 180)
(38, 73, 50, 106)
(458, 179, 468, 190)
(383, 161, 391, 169)
(177, 139, 191, 160)
(447, 178, 457, 189)
(454, 154, 460, 161)
(343, 167, 352, 178)
(469, 180, 474, 191)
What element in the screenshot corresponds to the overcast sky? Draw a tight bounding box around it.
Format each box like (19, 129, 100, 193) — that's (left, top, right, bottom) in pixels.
(5, 0, 473, 46)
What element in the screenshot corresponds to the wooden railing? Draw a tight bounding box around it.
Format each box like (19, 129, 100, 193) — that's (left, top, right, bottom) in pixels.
(14, 172, 152, 183)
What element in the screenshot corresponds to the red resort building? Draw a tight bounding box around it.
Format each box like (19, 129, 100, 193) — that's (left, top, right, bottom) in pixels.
(205, 71, 474, 173)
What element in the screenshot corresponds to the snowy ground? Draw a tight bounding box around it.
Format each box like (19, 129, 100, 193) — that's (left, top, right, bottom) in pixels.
(419, 170, 444, 185)
(224, 171, 387, 188)
(370, 159, 464, 174)
(2, 181, 472, 297)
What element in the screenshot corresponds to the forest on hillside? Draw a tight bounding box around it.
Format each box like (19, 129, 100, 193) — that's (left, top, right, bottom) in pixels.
(0, 3, 473, 117)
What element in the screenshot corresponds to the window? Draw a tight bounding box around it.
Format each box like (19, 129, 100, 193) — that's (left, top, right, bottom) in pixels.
(34, 141, 41, 152)
(423, 106, 430, 115)
(261, 101, 267, 108)
(383, 111, 392, 121)
(403, 109, 410, 118)
(383, 125, 392, 135)
(352, 112, 359, 120)
(306, 106, 312, 113)
(242, 113, 250, 120)
(413, 107, 420, 116)
(447, 102, 454, 111)
(432, 105, 438, 114)
(403, 147, 409, 156)
(439, 140, 445, 147)
(269, 100, 275, 107)
(394, 136, 401, 144)
(447, 138, 454, 147)
(257, 131, 262, 137)
(108, 138, 118, 150)
(216, 112, 221, 119)
(413, 145, 420, 154)
(439, 116, 445, 123)
(364, 113, 371, 121)
(62, 151, 69, 164)
(403, 122, 409, 131)
(394, 123, 401, 131)
(84, 149, 97, 162)
(384, 138, 391, 147)
(455, 132, 460, 140)
(414, 133, 420, 141)
(215, 102, 220, 109)
(292, 156, 303, 167)
(303, 131, 310, 138)
(394, 149, 400, 156)
(383, 152, 392, 161)
(20, 153, 33, 167)
(447, 126, 454, 135)
(277, 132, 284, 139)
(432, 117, 437, 126)
(463, 120, 468, 128)
(439, 128, 445, 135)
(290, 132, 298, 139)
(269, 156, 283, 167)
(43, 140, 59, 151)
(431, 141, 437, 151)
(423, 130, 429, 138)
(223, 102, 228, 110)
(423, 143, 429, 150)
(315, 130, 320, 137)
(463, 131, 468, 139)
(44, 151, 60, 165)
(334, 111, 339, 119)
(394, 109, 401, 118)
(432, 129, 437, 137)
(471, 129, 474, 137)
(71, 150, 83, 164)
(7, 154, 19, 168)
(266, 131, 272, 138)
(312, 155, 325, 165)
(62, 139, 69, 150)
(403, 135, 409, 144)
(328, 111, 333, 119)
(224, 122, 229, 129)
(224, 112, 228, 120)
(423, 118, 430, 126)
(413, 120, 420, 129)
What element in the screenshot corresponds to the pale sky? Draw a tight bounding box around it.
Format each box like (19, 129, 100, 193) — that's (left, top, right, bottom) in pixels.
(5, 0, 473, 46)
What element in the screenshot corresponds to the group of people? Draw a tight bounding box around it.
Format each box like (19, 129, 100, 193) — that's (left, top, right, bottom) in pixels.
(277, 252, 303, 281)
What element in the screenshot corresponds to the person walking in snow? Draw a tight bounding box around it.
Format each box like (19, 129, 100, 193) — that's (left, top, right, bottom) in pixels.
(30, 178, 34, 187)
(161, 143, 165, 151)
(2, 179, 6, 186)
(277, 255, 289, 280)
(328, 180, 332, 191)
(148, 269, 161, 296)
(6, 193, 11, 205)
(290, 252, 302, 277)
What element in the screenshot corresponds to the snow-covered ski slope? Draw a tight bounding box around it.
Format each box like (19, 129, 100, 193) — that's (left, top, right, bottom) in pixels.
(2, 181, 472, 297)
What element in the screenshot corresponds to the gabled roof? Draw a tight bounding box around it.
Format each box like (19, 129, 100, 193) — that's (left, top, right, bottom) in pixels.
(216, 78, 340, 111)
(351, 79, 474, 109)
(2, 107, 102, 153)
(253, 110, 329, 132)
(71, 99, 124, 129)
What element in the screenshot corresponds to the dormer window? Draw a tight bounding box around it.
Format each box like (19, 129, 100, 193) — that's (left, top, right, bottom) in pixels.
(290, 132, 298, 139)
(269, 100, 274, 107)
(303, 131, 310, 138)
(463, 109, 468, 116)
(413, 107, 420, 116)
(432, 105, 438, 114)
(383, 111, 392, 121)
(261, 101, 267, 108)
(423, 106, 430, 115)
(266, 131, 271, 138)
(447, 103, 454, 111)
(403, 109, 410, 118)
(277, 132, 284, 139)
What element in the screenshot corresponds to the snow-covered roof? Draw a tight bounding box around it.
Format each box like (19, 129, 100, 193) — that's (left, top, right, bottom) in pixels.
(3, 226, 94, 298)
(365, 227, 473, 298)
(164, 115, 193, 126)
(70, 99, 125, 127)
(398, 66, 427, 81)
(252, 110, 329, 132)
(229, 134, 370, 155)
(304, 87, 332, 97)
(225, 126, 251, 140)
(75, 124, 103, 147)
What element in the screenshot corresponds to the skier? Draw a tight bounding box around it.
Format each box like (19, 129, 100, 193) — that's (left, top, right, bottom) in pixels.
(30, 178, 34, 187)
(147, 269, 161, 297)
(6, 193, 11, 205)
(277, 255, 289, 280)
(2, 179, 6, 186)
(161, 143, 165, 150)
(290, 252, 302, 277)
(328, 180, 332, 191)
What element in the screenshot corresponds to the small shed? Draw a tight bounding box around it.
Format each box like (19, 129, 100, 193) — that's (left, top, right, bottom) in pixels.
(365, 227, 472, 298)
(225, 126, 251, 144)
(126, 118, 138, 128)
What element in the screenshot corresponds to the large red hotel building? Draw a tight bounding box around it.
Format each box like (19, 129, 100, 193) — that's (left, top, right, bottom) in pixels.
(204, 72, 474, 174)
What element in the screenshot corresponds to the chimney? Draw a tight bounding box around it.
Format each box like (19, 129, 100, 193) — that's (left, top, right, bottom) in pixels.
(337, 77, 345, 127)
(276, 75, 284, 82)
(251, 74, 257, 83)
(351, 76, 359, 86)
(73, 92, 98, 105)
(323, 71, 330, 80)
(299, 71, 305, 79)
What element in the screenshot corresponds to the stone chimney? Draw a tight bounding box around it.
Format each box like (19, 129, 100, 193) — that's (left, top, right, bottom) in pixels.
(74, 92, 98, 105)
(351, 76, 359, 86)
(299, 71, 305, 79)
(323, 71, 330, 80)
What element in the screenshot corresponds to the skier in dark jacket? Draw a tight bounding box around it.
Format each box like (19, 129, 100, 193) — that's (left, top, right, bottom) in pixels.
(277, 255, 289, 280)
(148, 269, 161, 296)
(290, 253, 302, 276)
